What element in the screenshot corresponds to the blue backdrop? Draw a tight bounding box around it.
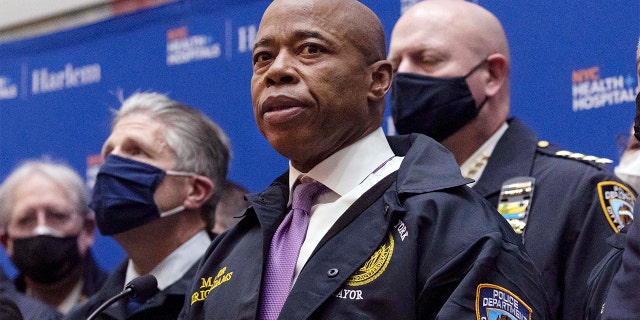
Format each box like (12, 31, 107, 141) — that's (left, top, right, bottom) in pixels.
(0, 0, 639, 275)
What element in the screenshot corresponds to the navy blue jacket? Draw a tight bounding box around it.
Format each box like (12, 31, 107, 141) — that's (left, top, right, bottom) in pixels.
(0, 267, 61, 320)
(600, 203, 640, 319)
(585, 226, 626, 319)
(180, 133, 551, 319)
(64, 259, 199, 320)
(473, 118, 635, 319)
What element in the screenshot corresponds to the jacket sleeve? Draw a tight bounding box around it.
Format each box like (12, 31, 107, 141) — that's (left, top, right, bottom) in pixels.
(417, 229, 552, 320)
(602, 219, 640, 319)
(404, 190, 552, 320)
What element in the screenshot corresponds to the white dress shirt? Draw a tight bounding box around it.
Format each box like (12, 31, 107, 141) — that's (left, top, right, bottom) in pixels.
(125, 230, 211, 290)
(288, 128, 403, 282)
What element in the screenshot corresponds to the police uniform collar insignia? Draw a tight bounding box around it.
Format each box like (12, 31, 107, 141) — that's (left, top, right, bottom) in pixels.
(462, 152, 491, 179)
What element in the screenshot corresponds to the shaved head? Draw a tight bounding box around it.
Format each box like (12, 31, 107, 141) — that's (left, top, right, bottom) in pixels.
(251, 0, 393, 171)
(261, 0, 386, 63)
(394, 0, 510, 65)
(389, 0, 513, 163)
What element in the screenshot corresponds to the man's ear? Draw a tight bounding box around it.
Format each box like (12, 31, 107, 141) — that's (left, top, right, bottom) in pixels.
(78, 211, 96, 255)
(184, 176, 214, 210)
(0, 228, 12, 256)
(483, 53, 508, 97)
(368, 60, 393, 102)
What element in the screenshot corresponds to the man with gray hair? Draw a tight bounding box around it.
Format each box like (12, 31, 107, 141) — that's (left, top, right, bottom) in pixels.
(0, 159, 107, 315)
(66, 92, 230, 320)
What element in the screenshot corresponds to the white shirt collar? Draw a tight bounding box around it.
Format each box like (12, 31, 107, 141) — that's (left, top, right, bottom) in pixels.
(460, 122, 509, 187)
(125, 230, 210, 290)
(288, 128, 395, 200)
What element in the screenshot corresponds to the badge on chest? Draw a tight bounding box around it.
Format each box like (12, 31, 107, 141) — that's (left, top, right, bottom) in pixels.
(497, 177, 536, 235)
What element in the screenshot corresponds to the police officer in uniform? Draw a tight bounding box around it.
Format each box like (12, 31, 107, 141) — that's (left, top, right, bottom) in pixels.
(179, 0, 552, 319)
(388, 1, 635, 319)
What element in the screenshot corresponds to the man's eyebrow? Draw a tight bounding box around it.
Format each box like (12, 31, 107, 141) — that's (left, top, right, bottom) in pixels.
(253, 36, 274, 52)
(292, 30, 327, 42)
(253, 29, 333, 52)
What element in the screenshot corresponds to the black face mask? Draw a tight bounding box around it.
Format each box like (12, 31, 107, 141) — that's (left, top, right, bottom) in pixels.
(11, 234, 80, 284)
(391, 60, 488, 142)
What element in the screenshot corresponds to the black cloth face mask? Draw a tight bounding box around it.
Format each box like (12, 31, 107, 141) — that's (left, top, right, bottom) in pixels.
(391, 60, 488, 142)
(11, 234, 80, 284)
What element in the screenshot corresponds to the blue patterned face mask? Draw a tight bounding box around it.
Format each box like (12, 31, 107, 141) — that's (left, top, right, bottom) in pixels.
(391, 60, 487, 142)
(89, 154, 195, 235)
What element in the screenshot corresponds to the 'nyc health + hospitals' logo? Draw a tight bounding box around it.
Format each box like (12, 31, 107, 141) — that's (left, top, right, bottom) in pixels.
(572, 66, 637, 112)
(166, 26, 221, 66)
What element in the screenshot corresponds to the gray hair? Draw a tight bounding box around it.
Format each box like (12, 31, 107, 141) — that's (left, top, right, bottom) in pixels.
(0, 159, 90, 227)
(114, 92, 231, 220)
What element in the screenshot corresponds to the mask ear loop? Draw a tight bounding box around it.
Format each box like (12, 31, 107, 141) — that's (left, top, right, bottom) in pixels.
(166, 170, 196, 177)
(463, 59, 490, 112)
(159, 206, 185, 218)
(159, 170, 197, 218)
(463, 59, 489, 78)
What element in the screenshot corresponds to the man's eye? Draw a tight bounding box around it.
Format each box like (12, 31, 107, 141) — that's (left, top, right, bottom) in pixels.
(299, 44, 324, 56)
(253, 52, 272, 64)
(130, 147, 142, 155)
(49, 211, 71, 222)
(16, 216, 35, 227)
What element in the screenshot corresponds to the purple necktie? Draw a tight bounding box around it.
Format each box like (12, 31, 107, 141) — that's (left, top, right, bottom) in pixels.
(259, 180, 328, 320)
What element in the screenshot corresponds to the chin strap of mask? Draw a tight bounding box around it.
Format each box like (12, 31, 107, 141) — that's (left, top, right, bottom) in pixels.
(159, 206, 186, 218)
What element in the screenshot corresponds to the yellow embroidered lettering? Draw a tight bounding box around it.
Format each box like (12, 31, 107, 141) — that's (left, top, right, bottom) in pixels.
(200, 277, 213, 288)
(190, 267, 234, 304)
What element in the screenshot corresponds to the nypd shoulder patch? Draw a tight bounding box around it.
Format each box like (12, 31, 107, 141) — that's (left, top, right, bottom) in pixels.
(476, 284, 531, 320)
(597, 181, 635, 232)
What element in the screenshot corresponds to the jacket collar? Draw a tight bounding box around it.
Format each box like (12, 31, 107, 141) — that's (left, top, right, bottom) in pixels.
(472, 118, 538, 198)
(388, 133, 472, 194)
(91, 257, 201, 319)
(246, 133, 470, 233)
